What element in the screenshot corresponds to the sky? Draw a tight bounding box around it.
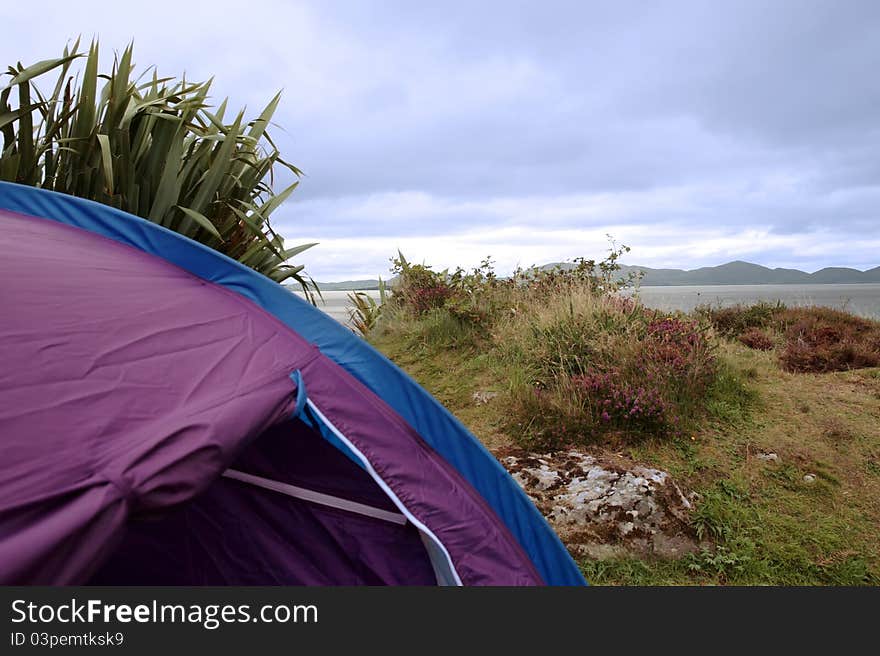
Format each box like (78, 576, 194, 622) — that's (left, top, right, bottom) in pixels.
(3, 0, 879, 280)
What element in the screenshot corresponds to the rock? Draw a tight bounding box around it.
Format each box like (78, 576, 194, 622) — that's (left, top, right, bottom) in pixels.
(531, 465, 560, 491)
(472, 390, 499, 405)
(757, 452, 779, 462)
(576, 543, 628, 560)
(618, 521, 636, 535)
(803, 473, 817, 483)
(501, 448, 699, 559)
(652, 533, 700, 558)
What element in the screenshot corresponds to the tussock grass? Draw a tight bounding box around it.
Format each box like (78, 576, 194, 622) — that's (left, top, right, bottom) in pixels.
(374, 253, 734, 448)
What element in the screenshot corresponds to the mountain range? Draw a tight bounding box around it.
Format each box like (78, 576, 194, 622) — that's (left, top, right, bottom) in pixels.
(615, 261, 880, 286)
(314, 260, 880, 290)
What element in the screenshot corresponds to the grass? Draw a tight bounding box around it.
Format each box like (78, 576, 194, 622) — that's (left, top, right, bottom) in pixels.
(582, 343, 880, 585)
(369, 278, 880, 585)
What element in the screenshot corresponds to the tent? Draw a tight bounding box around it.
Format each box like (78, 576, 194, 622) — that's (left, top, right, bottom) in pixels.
(0, 181, 586, 586)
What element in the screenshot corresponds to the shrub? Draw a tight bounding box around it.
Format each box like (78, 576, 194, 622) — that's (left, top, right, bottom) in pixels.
(640, 317, 716, 386)
(409, 286, 452, 314)
(738, 328, 775, 350)
(388, 251, 451, 315)
(503, 301, 718, 446)
(702, 303, 880, 374)
(347, 291, 382, 337)
(778, 307, 880, 373)
(698, 302, 784, 337)
(572, 370, 673, 435)
(375, 245, 732, 447)
(1, 40, 317, 296)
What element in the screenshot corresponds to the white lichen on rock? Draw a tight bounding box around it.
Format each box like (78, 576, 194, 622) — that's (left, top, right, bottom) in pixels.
(472, 390, 499, 405)
(502, 450, 699, 559)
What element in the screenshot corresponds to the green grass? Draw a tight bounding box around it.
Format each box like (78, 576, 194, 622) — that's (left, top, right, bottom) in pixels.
(368, 290, 880, 585)
(578, 355, 880, 585)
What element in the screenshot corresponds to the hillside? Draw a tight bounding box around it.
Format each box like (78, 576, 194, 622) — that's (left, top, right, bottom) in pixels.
(610, 261, 880, 285)
(362, 258, 880, 585)
(316, 260, 880, 290)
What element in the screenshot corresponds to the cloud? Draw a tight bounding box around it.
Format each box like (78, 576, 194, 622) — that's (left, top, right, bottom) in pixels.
(3, 0, 879, 278)
(286, 185, 880, 279)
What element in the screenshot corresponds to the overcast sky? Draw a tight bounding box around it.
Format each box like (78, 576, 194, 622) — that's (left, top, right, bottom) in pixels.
(4, 1, 879, 279)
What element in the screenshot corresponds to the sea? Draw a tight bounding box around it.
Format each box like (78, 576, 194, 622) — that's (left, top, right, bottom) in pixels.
(298, 283, 880, 325)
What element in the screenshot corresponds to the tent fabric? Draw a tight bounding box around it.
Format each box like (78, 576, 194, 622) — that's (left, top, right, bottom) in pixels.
(0, 181, 587, 586)
(0, 206, 544, 585)
(219, 469, 408, 525)
(0, 211, 300, 583)
(89, 420, 440, 585)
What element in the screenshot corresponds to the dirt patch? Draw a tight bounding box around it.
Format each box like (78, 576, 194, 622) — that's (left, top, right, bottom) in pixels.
(499, 447, 701, 560)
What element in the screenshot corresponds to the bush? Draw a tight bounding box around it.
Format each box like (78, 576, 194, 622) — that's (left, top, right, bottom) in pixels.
(375, 245, 732, 448)
(698, 302, 784, 337)
(738, 328, 775, 350)
(388, 251, 453, 315)
(778, 308, 880, 373)
(572, 370, 672, 435)
(641, 317, 717, 387)
(387, 243, 639, 332)
(503, 298, 718, 447)
(702, 303, 880, 374)
(1, 40, 317, 296)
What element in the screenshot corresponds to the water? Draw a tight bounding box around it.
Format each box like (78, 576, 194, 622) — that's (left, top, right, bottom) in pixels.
(627, 283, 880, 319)
(298, 290, 383, 324)
(299, 284, 880, 324)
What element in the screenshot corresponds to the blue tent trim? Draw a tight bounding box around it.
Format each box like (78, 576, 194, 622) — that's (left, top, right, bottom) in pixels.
(0, 181, 587, 586)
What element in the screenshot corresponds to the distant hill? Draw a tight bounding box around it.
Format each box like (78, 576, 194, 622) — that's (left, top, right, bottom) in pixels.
(312, 260, 880, 290)
(613, 261, 880, 286)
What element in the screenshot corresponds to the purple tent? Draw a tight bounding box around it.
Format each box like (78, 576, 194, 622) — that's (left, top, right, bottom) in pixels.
(0, 182, 586, 586)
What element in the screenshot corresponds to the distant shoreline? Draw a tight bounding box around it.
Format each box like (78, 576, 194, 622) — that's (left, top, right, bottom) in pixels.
(295, 282, 880, 321)
(312, 259, 880, 290)
(314, 280, 880, 291)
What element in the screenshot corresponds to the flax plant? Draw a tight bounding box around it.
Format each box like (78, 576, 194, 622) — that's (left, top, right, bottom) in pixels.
(1, 39, 318, 299)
